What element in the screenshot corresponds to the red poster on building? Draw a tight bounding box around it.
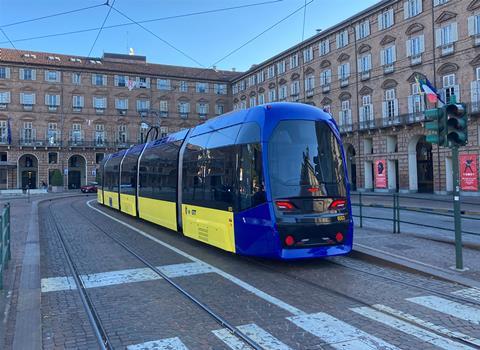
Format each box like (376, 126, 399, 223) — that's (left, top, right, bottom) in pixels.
(375, 159, 387, 189)
(460, 154, 478, 191)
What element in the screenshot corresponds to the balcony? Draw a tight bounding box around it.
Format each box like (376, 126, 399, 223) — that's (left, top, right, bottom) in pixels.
(68, 139, 86, 147)
(73, 107, 82, 113)
(471, 34, 480, 46)
(339, 124, 353, 133)
(180, 112, 189, 119)
(94, 140, 109, 148)
(20, 139, 43, 147)
(360, 71, 370, 81)
(340, 79, 349, 87)
(95, 108, 105, 114)
(199, 113, 207, 119)
(45, 139, 62, 147)
(0, 135, 9, 144)
(321, 85, 331, 93)
(48, 105, 58, 112)
(306, 89, 314, 98)
(160, 111, 168, 118)
(115, 141, 130, 149)
(0, 103, 8, 110)
(440, 43, 454, 56)
(383, 64, 394, 74)
(410, 54, 422, 66)
(22, 104, 33, 111)
(117, 109, 127, 116)
(382, 116, 401, 126)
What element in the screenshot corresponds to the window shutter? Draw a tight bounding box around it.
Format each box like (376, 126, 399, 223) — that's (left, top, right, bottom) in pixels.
(56, 71, 61, 82)
(388, 9, 394, 25)
(419, 35, 425, 53)
(338, 111, 344, 125)
(358, 58, 362, 72)
(80, 96, 84, 107)
(404, 1, 409, 19)
(408, 95, 414, 114)
(19, 68, 24, 80)
(45, 94, 49, 105)
(344, 31, 349, 46)
(417, 0, 422, 14)
(146, 78, 151, 88)
(406, 39, 412, 57)
(435, 28, 442, 47)
(451, 22, 458, 41)
(471, 81, 479, 109)
(359, 107, 365, 122)
(5, 67, 10, 79)
(44, 70, 48, 81)
(114, 75, 119, 86)
(393, 99, 399, 116)
(453, 84, 460, 101)
(365, 21, 370, 36)
(92, 75, 95, 85)
(367, 55, 372, 69)
(336, 34, 340, 48)
(434, 0, 439, 5)
(346, 63, 350, 77)
(102, 75, 107, 86)
(338, 65, 342, 80)
(327, 70, 331, 83)
(468, 16, 475, 36)
(380, 49, 385, 66)
(378, 14, 383, 30)
(392, 45, 397, 62)
(355, 24, 360, 40)
(20, 92, 24, 104)
(382, 101, 387, 118)
(439, 88, 446, 103)
(31, 69, 36, 80)
(32, 93, 36, 105)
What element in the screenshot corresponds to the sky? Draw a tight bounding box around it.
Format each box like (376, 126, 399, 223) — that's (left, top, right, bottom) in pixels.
(0, 0, 379, 72)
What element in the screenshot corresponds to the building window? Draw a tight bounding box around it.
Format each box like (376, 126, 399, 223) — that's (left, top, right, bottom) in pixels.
(115, 98, 128, 111)
(320, 69, 332, 88)
(48, 152, 57, 164)
(278, 85, 287, 100)
(157, 79, 171, 90)
(177, 80, 187, 92)
(45, 94, 60, 110)
(339, 100, 352, 131)
(290, 54, 299, 68)
(258, 93, 265, 105)
(303, 47, 313, 62)
(0, 121, 7, 143)
(20, 92, 35, 109)
(136, 77, 150, 88)
(45, 70, 60, 82)
(136, 99, 150, 112)
(118, 125, 128, 144)
(338, 63, 350, 82)
(196, 82, 208, 93)
(436, 22, 458, 55)
(95, 124, 106, 146)
(381, 45, 396, 73)
(268, 89, 276, 102)
(239, 80, 246, 91)
(378, 9, 394, 30)
(383, 89, 399, 124)
(72, 72, 81, 85)
(434, 0, 448, 5)
(442, 74, 459, 103)
(277, 60, 286, 74)
(114, 75, 128, 87)
(92, 74, 107, 86)
(215, 103, 224, 115)
(336, 30, 349, 49)
(305, 75, 315, 96)
(71, 123, 83, 143)
(290, 81, 300, 97)
(19, 68, 36, 81)
(355, 20, 370, 40)
(240, 100, 247, 110)
(267, 65, 275, 79)
(47, 123, 59, 145)
(178, 102, 190, 118)
(247, 75, 255, 87)
(256, 71, 265, 83)
(0, 67, 10, 80)
(72, 95, 84, 111)
(93, 96, 106, 109)
(96, 153, 104, 164)
(319, 40, 330, 56)
(408, 83, 425, 119)
(404, 0, 422, 19)
(360, 95, 374, 129)
(159, 100, 168, 117)
(22, 122, 35, 143)
(160, 127, 168, 138)
(406, 35, 425, 64)
(249, 96, 257, 107)
(358, 54, 372, 79)
(214, 84, 227, 95)
(197, 103, 208, 118)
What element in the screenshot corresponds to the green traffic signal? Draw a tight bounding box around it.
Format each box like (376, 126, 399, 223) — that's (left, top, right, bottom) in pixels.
(446, 102, 468, 146)
(423, 107, 447, 146)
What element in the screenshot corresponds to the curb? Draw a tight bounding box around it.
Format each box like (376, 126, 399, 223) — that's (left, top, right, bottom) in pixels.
(352, 244, 480, 289)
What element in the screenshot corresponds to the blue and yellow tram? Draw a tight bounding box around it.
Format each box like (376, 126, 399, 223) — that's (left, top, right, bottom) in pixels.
(98, 102, 353, 259)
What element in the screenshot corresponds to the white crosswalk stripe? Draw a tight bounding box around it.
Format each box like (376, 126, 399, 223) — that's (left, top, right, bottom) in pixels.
(351, 306, 476, 350)
(287, 312, 400, 350)
(126, 337, 189, 350)
(452, 288, 480, 302)
(371, 304, 480, 348)
(41, 262, 213, 292)
(407, 296, 480, 325)
(213, 324, 292, 350)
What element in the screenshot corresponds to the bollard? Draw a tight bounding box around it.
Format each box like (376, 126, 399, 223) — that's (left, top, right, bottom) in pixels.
(393, 193, 397, 233)
(359, 192, 363, 228)
(396, 194, 401, 233)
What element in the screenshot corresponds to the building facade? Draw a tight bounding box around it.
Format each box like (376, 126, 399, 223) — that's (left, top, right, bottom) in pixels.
(0, 50, 237, 190)
(232, 0, 480, 195)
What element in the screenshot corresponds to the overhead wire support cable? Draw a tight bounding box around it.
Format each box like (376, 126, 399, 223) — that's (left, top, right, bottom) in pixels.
(210, 0, 315, 67)
(0, 3, 106, 28)
(109, 5, 206, 67)
(85, 0, 116, 60)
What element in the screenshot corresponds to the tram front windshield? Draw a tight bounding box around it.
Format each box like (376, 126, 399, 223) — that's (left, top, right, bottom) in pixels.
(268, 120, 346, 202)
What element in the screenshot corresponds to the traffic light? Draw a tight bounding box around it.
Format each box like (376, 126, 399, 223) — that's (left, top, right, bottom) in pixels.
(446, 101, 468, 147)
(424, 107, 447, 146)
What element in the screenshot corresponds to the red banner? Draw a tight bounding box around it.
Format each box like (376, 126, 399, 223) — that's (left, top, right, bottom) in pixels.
(460, 154, 478, 191)
(375, 159, 387, 189)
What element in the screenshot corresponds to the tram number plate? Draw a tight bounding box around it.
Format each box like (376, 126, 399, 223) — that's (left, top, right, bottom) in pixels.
(337, 215, 346, 221)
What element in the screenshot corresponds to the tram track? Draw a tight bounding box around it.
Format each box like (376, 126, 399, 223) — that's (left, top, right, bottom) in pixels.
(46, 196, 264, 350)
(240, 256, 480, 349)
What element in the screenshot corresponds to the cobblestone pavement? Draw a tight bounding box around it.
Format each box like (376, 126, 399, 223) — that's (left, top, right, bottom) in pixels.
(34, 196, 480, 349)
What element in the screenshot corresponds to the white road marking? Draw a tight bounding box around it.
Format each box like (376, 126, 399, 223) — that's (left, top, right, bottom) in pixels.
(87, 200, 306, 316)
(41, 262, 213, 292)
(407, 296, 480, 325)
(213, 324, 292, 350)
(127, 337, 189, 350)
(371, 304, 480, 348)
(452, 288, 480, 302)
(352, 306, 476, 350)
(287, 312, 400, 350)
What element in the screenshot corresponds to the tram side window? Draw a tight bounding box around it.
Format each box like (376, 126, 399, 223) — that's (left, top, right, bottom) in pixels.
(139, 143, 179, 201)
(104, 159, 120, 192)
(203, 145, 237, 211)
(120, 153, 139, 196)
(182, 134, 210, 206)
(238, 143, 265, 210)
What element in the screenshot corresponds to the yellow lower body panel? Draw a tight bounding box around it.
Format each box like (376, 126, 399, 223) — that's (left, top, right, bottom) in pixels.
(120, 193, 136, 216)
(181, 204, 236, 253)
(138, 196, 177, 231)
(103, 190, 119, 210)
(97, 190, 103, 204)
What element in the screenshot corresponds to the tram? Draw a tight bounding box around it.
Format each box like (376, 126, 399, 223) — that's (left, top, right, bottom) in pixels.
(98, 102, 353, 259)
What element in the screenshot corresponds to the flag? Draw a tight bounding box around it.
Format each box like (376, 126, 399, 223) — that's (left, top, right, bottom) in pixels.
(415, 76, 444, 104)
(127, 79, 137, 91)
(7, 117, 11, 144)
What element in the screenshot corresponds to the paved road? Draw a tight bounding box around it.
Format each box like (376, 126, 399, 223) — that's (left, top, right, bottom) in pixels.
(33, 196, 480, 349)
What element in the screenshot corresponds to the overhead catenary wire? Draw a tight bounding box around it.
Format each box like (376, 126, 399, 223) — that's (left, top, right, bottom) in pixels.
(85, 0, 116, 61)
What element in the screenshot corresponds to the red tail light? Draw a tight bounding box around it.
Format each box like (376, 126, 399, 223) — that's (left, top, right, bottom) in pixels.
(275, 201, 295, 210)
(307, 187, 320, 193)
(329, 199, 347, 210)
(285, 235, 295, 246)
(335, 232, 344, 242)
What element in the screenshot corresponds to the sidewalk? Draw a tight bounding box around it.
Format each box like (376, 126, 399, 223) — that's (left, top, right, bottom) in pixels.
(353, 224, 480, 288)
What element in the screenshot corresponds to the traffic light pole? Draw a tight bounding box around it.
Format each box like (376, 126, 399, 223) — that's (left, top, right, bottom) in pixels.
(451, 145, 464, 270)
